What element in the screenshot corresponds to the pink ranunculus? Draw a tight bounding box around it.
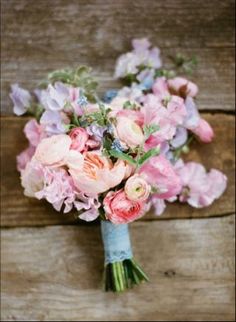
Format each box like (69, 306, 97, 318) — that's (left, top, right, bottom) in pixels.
(191, 118, 214, 143)
(115, 116, 144, 148)
(124, 174, 151, 201)
(24, 119, 46, 147)
(69, 152, 127, 196)
(103, 189, 144, 224)
(175, 160, 227, 208)
(69, 127, 89, 152)
(34, 134, 72, 166)
(17, 145, 36, 172)
(168, 77, 198, 98)
(139, 155, 182, 199)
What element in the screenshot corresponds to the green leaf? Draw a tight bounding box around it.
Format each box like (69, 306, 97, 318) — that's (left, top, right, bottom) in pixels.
(143, 124, 160, 138)
(138, 147, 160, 167)
(109, 149, 136, 166)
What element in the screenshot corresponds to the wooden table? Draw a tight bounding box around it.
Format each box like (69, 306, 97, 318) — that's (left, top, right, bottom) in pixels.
(1, 1, 235, 321)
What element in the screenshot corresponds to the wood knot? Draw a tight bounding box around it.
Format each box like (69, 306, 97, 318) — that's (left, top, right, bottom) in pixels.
(164, 269, 176, 277)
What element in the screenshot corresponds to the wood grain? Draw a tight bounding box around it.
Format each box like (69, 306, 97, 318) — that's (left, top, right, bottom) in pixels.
(1, 0, 235, 114)
(2, 215, 235, 321)
(1, 113, 235, 227)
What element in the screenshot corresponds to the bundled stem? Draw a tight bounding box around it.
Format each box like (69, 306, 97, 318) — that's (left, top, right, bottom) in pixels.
(103, 259, 149, 292)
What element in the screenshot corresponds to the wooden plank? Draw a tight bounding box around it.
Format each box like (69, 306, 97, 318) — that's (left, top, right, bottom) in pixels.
(1, 113, 235, 227)
(1, 0, 235, 114)
(1, 215, 235, 321)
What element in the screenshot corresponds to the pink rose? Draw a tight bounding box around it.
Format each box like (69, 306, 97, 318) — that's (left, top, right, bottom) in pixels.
(104, 189, 144, 224)
(69, 152, 127, 196)
(34, 134, 72, 166)
(139, 155, 182, 199)
(115, 116, 144, 148)
(191, 118, 214, 143)
(124, 174, 151, 201)
(168, 77, 198, 98)
(69, 127, 89, 152)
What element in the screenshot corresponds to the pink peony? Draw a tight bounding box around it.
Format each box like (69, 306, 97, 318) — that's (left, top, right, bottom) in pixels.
(124, 174, 151, 201)
(168, 77, 198, 98)
(139, 155, 182, 199)
(103, 189, 144, 224)
(175, 160, 227, 208)
(191, 118, 214, 143)
(69, 152, 127, 196)
(69, 127, 89, 152)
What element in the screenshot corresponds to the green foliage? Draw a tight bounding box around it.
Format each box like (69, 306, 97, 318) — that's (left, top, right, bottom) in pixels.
(137, 147, 160, 167)
(39, 65, 98, 102)
(109, 149, 136, 166)
(143, 124, 160, 139)
(169, 53, 198, 75)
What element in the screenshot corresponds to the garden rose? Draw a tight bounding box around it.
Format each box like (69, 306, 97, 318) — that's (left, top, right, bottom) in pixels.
(103, 189, 144, 224)
(124, 174, 151, 201)
(69, 152, 127, 196)
(115, 116, 144, 148)
(69, 127, 89, 152)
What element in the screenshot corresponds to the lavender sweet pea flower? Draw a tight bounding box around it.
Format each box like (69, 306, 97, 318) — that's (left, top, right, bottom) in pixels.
(10, 84, 31, 115)
(87, 124, 107, 141)
(45, 82, 69, 111)
(40, 110, 67, 135)
(170, 127, 188, 148)
(183, 97, 200, 129)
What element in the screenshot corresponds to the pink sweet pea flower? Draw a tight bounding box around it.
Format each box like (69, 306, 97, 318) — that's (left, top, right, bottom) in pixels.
(152, 77, 170, 101)
(17, 145, 35, 172)
(103, 189, 145, 224)
(191, 118, 214, 143)
(24, 119, 46, 146)
(168, 77, 198, 98)
(175, 160, 227, 208)
(69, 152, 127, 196)
(139, 155, 182, 199)
(69, 127, 89, 152)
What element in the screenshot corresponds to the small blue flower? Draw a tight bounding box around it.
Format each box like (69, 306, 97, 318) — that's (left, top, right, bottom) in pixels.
(77, 95, 88, 107)
(111, 139, 125, 152)
(103, 89, 118, 103)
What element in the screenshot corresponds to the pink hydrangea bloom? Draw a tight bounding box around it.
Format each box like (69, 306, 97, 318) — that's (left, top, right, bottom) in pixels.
(175, 160, 227, 208)
(35, 166, 78, 213)
(139, 155, 182, 199)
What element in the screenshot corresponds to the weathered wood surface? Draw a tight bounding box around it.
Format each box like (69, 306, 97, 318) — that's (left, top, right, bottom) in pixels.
(1, 0, 235, 113)
(2, 215, 235, 321)
(1, 113, 235, 227)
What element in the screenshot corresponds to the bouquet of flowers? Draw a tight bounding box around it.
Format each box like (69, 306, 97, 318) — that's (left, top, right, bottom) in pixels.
(11, 39, 227, 292)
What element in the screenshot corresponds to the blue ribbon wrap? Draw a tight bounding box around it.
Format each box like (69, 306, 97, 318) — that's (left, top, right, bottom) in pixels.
(100, 220, 133, 264)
